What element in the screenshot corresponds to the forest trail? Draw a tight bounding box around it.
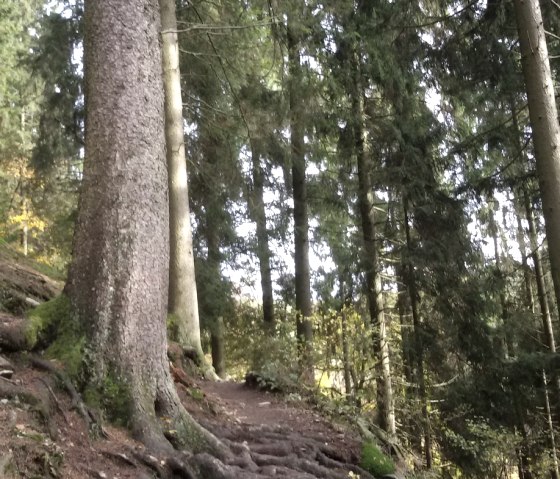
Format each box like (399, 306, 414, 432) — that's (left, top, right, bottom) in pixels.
(0, 250, 379, 479)
(182, 378, 376, 479)
(199, 379, 359, 453)
(0, 357, 376, 479)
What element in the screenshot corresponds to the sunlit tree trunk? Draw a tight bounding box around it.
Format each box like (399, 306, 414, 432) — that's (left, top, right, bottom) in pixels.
(514, 0, 560, 313)
(65, 0, 223, 454)
(160, 0, 212, 377)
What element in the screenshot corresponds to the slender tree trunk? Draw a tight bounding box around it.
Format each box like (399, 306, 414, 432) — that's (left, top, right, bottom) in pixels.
(524, 191, 560, 462)
(338, 275, 353, 399)
(21, 220, 28, 257)
(525, 191, 557, 355)
(488, 199, 513, 357)
(403, 199, 431, 467)
(65, 0, 224, 456)
(514, 0, 560, 313)
(543, 371, 560, 479)
(206, 215, 226, 379)
(160, 0, 210, 374)
(511, 101, 560, 478)
(516, 207, 535, 312)
(352, 51, 396, 437)
(211, 316, 225, 379)
(249, 140, 275, 332)
(287, 9, 313, 379)
(395, 261, 419, 449)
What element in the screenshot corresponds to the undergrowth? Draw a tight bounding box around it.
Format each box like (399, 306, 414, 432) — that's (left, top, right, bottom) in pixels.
(360, 441, 396, 476)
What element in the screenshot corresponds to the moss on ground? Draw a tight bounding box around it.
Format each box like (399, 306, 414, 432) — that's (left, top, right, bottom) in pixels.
(360, 441, 396, 477)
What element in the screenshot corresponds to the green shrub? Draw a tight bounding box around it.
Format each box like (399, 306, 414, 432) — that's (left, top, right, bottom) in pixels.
(360, 441, 395, 477)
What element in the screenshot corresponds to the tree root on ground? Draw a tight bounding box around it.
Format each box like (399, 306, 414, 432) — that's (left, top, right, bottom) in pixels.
(126, 417, 373, 479)
(0, 315, 30, 352)
(29, 355, 108, 438)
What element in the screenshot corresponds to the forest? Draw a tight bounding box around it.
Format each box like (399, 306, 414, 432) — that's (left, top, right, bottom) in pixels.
(1, 0, 560, 477)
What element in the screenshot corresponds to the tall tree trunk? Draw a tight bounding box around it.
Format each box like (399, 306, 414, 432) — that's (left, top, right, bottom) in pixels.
(338, 274, 353, 399)
(514, 0, 560, 313)
(352, 51, 396, 437)
(160, 0, 211, 375)
(488, 199, 513, 357)
(287, 9, 313, 379)
(524, 190, 560, 462)
(525, 191, 557, 356)
(511, 101, 559, 478)
(249, 140, 275, 332)
(403, 199, 432, 467)
(206, 214, 226, 379)
(65, 0, 224, 456)
(516, 207, 535, 312)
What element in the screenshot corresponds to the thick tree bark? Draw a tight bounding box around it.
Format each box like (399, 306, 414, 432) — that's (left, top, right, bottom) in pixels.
(287, 9, 313, 379)
(514, 0, 560, 313)
(249, 140, 275, 332)
(65, 0, 225, 456)
(159, 0, 208, 370)
(352, 53, 396, 438)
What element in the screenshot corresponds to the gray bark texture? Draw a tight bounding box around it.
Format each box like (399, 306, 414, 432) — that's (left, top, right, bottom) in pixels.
(160, 0, 210, 372)
(514, 0, 560, 313)
(249, 142, 275, 331)
(65, 0, 225, 457)
(287, 8, 314, 379)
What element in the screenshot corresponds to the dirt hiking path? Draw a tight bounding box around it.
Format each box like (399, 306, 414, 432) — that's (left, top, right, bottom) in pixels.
(180, 379, 377, 478)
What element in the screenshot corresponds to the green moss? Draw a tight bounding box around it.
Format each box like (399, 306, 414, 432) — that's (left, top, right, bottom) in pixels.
(25, 295, 72, 348)
(360, 441, 396, 477)
(83, 371, 133, 427)
(167, 313, 179, 342)
(189, 387, 204, 401)
(25, 295, 85, 377)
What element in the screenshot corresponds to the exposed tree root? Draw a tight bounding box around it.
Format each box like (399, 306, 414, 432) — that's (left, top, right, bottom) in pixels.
(124, 424, 371, 479)
(0, 379, 42, 407)
(0, 314, 29, 352)
(29, 355, 108, 438)
(168, 341, 221, 382)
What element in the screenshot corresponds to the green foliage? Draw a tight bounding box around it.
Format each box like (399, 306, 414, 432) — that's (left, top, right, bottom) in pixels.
(441, 418, 521, 478)
(226, 299, 300, 391)
(360, 441, 395, 477)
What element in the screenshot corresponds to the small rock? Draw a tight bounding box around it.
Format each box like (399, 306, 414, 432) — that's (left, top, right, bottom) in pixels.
(258, 401, 271, 407)
(0, 355, 14, 379)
